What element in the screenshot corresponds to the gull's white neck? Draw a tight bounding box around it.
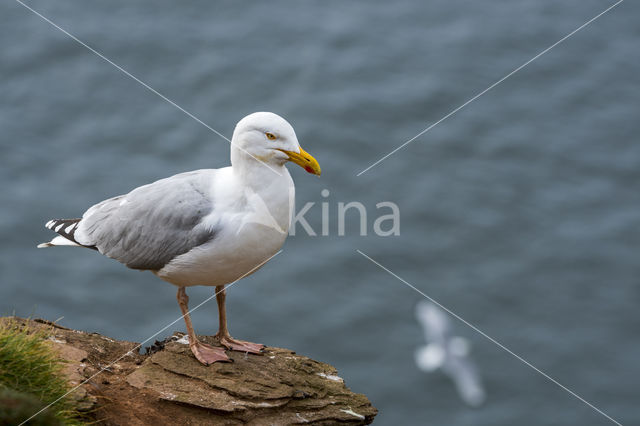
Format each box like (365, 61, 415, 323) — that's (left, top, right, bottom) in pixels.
(230, 147, 290, 188)
(227, 147, 294, 237)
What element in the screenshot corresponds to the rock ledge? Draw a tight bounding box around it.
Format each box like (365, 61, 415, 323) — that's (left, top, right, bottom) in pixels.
(5, 317, 376, 425)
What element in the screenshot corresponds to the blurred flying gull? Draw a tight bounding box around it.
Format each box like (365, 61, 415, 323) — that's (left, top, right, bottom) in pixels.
(414, 301, 486, 407)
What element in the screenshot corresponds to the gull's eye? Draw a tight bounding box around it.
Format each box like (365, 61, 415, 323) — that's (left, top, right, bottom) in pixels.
(265, 132, 277, 141)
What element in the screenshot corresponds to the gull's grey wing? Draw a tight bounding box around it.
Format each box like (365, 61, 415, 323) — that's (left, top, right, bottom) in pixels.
(76, 170, 218, 270)
(443, 353, 486, 407)
(416, 301, 451, 345)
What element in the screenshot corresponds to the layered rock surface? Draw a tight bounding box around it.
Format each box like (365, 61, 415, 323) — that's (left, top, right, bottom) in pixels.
(6, 318, 377, 425)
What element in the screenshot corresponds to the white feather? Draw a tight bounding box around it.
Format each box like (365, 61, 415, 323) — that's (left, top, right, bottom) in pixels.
(37, 235, 80, 248)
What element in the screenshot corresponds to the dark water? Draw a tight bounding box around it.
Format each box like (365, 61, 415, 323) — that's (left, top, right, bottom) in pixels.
(1, 1, 638, 424)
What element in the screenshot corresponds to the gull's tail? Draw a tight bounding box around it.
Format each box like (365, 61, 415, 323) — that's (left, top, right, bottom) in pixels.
(37, 218, 86, 248)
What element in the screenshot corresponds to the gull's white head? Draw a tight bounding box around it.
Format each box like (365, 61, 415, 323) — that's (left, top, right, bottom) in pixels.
(231, 112, 321, 175)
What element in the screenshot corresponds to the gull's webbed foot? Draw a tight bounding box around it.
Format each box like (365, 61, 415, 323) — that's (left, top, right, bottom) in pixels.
(190, 340, 231, 365)
(216, 334, 265, 354)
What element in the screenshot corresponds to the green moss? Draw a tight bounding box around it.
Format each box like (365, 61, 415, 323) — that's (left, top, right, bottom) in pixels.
(0, 319, 84, 425)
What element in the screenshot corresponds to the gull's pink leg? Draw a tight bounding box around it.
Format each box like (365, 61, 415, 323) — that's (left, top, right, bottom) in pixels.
(214, 285, 265, 354)
(177, 287, 230, 365)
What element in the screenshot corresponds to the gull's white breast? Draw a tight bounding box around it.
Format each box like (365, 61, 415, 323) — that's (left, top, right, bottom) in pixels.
(155, 167, 294, 287)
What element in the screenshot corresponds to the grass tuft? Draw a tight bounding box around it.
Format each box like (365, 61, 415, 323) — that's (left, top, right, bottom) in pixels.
(0, 319, 84, 425)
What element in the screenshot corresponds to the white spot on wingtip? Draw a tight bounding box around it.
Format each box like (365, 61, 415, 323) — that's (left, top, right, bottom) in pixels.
(65, 224, 76, 233)
(54, 223, 64, 232)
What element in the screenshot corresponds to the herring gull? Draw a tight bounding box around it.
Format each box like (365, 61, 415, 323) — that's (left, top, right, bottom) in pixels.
(38, 112, 321, 365)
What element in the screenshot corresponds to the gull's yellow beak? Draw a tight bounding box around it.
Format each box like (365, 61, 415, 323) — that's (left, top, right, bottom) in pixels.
(278, 147, 321, 175)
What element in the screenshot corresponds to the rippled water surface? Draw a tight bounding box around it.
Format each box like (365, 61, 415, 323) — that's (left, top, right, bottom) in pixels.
(1, 1, 638, 424)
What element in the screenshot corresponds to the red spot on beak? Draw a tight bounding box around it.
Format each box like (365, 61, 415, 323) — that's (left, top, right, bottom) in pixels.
(305, 166, 314, 174)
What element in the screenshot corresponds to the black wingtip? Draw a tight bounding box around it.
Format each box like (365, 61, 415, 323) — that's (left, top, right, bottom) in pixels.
(44, 218, 97, 250)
